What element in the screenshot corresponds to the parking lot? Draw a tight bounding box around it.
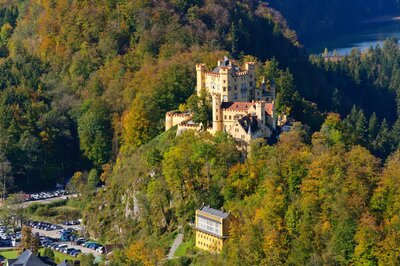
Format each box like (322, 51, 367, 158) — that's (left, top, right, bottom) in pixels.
(0, 188, 102, 257)
(26, 190, 67, 201)
(28, 221, 102, 257)
(31, 227, 100, 256)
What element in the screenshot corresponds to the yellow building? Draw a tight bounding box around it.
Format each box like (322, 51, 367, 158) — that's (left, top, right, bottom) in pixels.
(194, 205, 234, 253)
(165, 56, 277, 148)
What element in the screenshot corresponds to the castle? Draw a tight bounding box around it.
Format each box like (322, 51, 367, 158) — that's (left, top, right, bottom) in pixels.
(165, 57, 276, 146)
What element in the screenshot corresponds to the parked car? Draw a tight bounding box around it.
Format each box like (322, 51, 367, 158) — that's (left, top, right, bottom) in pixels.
(49, 243, 59, 249)
(71, 249, 81, 257)
(88, 243, 101, 250)
(96, 246, 104, 254)
(60, 235, 71, 242)
(83, 242, 97, 247)
(74, 238, 86, 245)
(56, 244, 68, 251)
(0, 239, 11, 247)
(64, 248, 75, 254)
(11, 238, 20, 247)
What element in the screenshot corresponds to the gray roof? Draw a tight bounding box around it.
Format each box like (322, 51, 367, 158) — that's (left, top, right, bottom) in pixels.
(238, 115, 260, 135)
(9, 250, 51, 266)
(57, 260, 72, 266)
(213, 57, 240, 74)
(57, 261, 68, 266)
(200, 205, 229, 219)
(213, 65, 240, 74)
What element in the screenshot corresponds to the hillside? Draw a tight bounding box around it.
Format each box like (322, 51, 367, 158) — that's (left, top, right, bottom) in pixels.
(0, 0, 305, 192)
(1, 0, 400, 265)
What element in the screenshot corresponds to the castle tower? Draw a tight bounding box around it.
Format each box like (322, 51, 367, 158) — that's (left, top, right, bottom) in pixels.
(219, 67, 229, 102)
(256, 101, 266, 125)
(196, 64, 206, 95)
(244, 62, 256, 73)
(165, 112, 173, 131)
(245, 62, 256, 99)
(212, 93, 222, 132)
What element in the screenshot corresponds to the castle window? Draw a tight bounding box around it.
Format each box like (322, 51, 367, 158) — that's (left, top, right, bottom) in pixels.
(229, 115, 232, 120)
(234, 93, 238, 100)
(250, 74, 253, 78)
(228, 86, 231, 91)
(234, 85, 237, 90)
(241, 135, 245, 139)
(223, 86, 226, 91)
(235, 128, 239, 132)
(224, 115, 227, 120)
(223, 80, 226, 83)
(257, 91, 260, 95)
(216, 115, 218, 120)
(250, 81, 253, 87)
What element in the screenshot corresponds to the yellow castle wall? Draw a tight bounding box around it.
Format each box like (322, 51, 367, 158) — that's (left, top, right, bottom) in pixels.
(165, 114, 191, 131)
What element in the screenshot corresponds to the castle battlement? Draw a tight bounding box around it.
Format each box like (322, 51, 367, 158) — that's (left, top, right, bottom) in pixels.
(166, 111, 192, 118)
(179, 123, 199, 128)
(233, 71, 249, 77)
(205, 72, 221, 77)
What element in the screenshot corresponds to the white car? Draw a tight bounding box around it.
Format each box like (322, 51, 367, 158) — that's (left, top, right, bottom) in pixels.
(96, 246, 104, 253)
(56, 244, 68, 251)
(12, 238, 20, 247)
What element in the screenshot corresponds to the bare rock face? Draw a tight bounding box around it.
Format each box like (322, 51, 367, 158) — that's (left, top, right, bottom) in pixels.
(122, 189, 139, 219)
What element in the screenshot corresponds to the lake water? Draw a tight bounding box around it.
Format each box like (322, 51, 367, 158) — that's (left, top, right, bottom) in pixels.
(307, 20, 400, 55)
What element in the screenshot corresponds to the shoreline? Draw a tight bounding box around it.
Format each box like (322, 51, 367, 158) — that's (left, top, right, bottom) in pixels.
(363, 15, 400, 24)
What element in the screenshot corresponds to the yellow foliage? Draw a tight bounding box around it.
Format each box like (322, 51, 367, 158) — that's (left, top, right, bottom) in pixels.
(125, 241, 163, 266)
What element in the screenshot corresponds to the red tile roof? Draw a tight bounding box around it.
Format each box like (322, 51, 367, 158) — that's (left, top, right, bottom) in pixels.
(265, 103, 274, 116)
(220, 102, 274, 116)
(221, 102, 254, 111)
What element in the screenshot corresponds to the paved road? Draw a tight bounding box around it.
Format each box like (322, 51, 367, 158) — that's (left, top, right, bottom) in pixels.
(167, 233, 183, 259)
(0, 194, 78, 208)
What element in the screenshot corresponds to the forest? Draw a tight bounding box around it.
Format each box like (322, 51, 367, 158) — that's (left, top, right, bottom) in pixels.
(0, 0, 400, 265)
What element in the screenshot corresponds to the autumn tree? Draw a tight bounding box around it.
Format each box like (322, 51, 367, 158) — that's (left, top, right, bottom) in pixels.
(187, 88, 212, 130)
(371, 151, 400, 264)
(126, 240, 164, 266)
(66, 171, 87, 195)
(21, 226, 40, 254)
